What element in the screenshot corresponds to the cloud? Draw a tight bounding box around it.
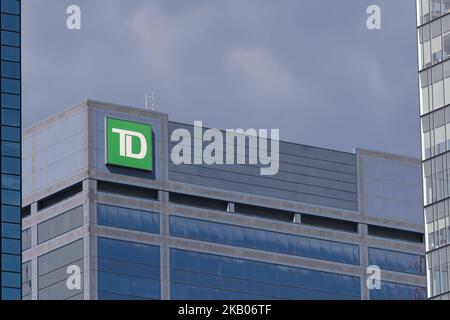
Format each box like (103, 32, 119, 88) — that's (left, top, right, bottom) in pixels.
(22, 0, 420, 157)
(227, 47, 299, 98)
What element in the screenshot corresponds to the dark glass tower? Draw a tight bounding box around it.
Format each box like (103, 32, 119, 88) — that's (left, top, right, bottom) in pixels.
(0, 0, 21, 300)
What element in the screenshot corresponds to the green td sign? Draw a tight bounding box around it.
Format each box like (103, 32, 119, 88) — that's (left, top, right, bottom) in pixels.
(105, 118, 153, 171)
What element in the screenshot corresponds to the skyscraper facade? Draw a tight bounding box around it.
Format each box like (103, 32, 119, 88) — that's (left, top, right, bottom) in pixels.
(417, 0, 450, 299)
(0, 0, 22, 300)
(21, 100, 426, 300)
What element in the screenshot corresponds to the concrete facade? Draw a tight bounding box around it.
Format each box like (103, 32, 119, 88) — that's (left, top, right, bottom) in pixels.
(21, 100, 426, 300)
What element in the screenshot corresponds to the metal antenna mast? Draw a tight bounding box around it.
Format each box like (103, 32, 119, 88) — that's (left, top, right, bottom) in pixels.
(145, 93, 155, 111)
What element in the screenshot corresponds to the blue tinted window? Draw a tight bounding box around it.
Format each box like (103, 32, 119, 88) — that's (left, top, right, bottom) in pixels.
(170, 215, 359, 265)
(98, 272, 160, 300)
(1, 287, 20, 300)
(368, 247, 426, 276)
(1, 238, 20, 254)
(1, 61, 20, 79)
(1, 126, 20, 142)
(1, 222, 20, 239)
(0, 31, 20, 47)
(170, 248, 361, 300)
(2, 271, 20, 288)
(0, 14, 20, 32)
(97, 291, 148, 300)
(1, 141, 20, 157)
(1, 254, 20, 272)
(370, 281, 426, 300)
(2, 93, 20, 109)
(1, 109, 20, 126)
(97, 204, 159, 234)
(98, 237, 160, 266)
(1, 205, 20, 223)
(1, 78, 20, 94)
(1, 45, 19, 61)
(1, 156, 20, 174)
(1, 189, 20, 206)
(1, 0, 20, 15)
(1, 174, 20, 190)
(97, 237, 161, 300)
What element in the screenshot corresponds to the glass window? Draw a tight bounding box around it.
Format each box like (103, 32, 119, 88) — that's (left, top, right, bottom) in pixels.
(1, 174, 20, 190)
(0, 45, 19, 61)
(1, 109, 20, 126)
(444, 14, 450, 33)
(1, 126, 20, 142)
(2, 271, 20, 288)
(170, 248, 361, 300)
(97, 204, 160, 234)
(0, 13, 20, 32)
(444, 33, 450, 60)
(169, 215, 360, 265)
(420, 69, 431, 114)
(433, 63, 444, 89)
(98, 237, 160, 267)
(1, 141, 20, 157)
(432, 250, 441, 295)
(2, 238, 20, 254)
(1, 93, 20, 110)
(1, 61, 20, 79)
(0, 31, 19, 47)
(368, 247, 426, 275)
(1, 78, 20, 94)
(432, 67, 444, 111)
(1, 222, 20, 239)
(422, 0, 431, 24)
(435, 108, 447, 154)
(97, 237, 161, 300)
(445, 62, 450, 106)
(1, 254, 20, 272)
(431, 0, 443, 19)
(432, 18, 442, 38)
(1, 287, 20, 300)
(1, 189, 20, 206)
(370, 281, 426, 300)
(22, 228, 31, 251)
(423, 23, 431, 42)
(1, 205, 20, 223)
(422, 115, 431, 159)
(0, 0, 20, 15)
(1, 156, 20, 174)
(432, 20, 443, 64)
(445, 0, 450, 12)
(423, 34, 432, 68)
(423, 160, 433, 205)
(37, 206, 83, 244)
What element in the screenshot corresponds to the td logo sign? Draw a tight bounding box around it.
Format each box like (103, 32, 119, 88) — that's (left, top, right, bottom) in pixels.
(106, 118, 153, 171)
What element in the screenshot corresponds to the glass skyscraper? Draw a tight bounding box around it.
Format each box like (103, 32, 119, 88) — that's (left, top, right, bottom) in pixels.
(20, 100, 426, 300)
(0, 0, 21, 300)
(417, 0, 450, 299)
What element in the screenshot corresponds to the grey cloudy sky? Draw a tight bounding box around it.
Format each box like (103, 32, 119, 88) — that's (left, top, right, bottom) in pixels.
(22, 0, 420, 157)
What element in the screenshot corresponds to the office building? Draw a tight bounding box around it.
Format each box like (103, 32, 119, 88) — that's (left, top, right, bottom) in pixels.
(417, 0, 450, 299)
(0, 0, 21, 300)
(21, 100, 425, 300)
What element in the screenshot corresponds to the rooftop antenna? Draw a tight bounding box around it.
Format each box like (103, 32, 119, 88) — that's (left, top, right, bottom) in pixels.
(145, 93, 155, 111)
